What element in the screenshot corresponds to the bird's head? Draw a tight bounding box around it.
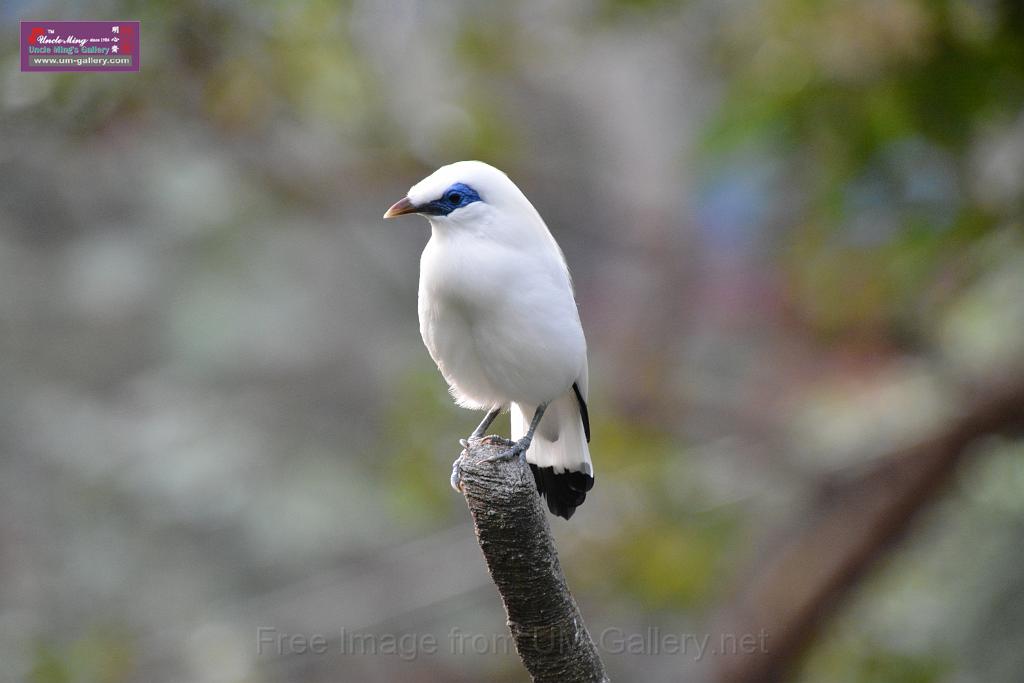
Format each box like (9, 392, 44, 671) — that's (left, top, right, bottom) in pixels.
(383, 161, 526, 226)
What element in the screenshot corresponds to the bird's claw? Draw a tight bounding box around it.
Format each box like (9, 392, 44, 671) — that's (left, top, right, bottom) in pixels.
(453, 435, 522, 491)
(450, 454, 465, 493)
(479, 434, 514, 447)
(482, 437, 531, 464)
(460, 434, 513, 448)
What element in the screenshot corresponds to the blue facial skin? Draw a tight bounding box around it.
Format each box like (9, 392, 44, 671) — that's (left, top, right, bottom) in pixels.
(419, 183, 482, 216)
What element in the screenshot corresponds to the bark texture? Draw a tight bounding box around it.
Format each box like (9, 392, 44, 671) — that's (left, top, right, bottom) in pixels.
(458, 438, 609, 683)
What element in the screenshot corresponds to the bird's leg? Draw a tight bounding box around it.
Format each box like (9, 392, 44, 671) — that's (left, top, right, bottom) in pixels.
(458, 407, 510, 449)
(453, 407, 507, 492)
(470, 407, 504, 440)
(483, 402, 547, 464)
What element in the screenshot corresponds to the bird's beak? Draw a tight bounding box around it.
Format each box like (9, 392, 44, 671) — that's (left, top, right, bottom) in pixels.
(383, 196, 418, 219)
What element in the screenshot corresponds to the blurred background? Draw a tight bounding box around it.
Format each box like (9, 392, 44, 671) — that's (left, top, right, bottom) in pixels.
(3, 0, 1024, 681)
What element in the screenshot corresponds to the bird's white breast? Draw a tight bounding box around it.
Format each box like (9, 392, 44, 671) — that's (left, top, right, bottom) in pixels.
(418, 228, 585, 410)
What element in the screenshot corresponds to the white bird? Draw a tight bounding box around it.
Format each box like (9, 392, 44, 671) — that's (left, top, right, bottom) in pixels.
(383, 161, 594, 519)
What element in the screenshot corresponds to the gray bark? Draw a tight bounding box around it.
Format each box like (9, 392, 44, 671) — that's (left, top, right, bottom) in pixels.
(457, 438, 609, 683)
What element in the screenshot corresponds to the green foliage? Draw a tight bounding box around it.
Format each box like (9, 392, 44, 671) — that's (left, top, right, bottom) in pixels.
(701, 3, 1024, 680)
(379, 365, 484, 526)
(602, 511, 739, 608)
(572, 418, 744, 609)
(30, 630, 134, 683)
(595, 0, 691, 23)
(703, 0, 1024, 338)
(799, 634, 950, 683)
(708, 0, 1024, 156)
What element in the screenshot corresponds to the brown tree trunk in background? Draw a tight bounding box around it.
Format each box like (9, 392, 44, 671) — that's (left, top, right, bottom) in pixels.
(713, 379, 1024, 683)
(458, 440, 609, 683)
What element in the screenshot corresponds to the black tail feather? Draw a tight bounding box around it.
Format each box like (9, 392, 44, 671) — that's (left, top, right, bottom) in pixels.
(572, 382, 591, 443)
(529, 464, 595, 520)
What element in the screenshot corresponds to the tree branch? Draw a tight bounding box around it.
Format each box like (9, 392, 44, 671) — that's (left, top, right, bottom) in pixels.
(713, 378, 1024, 683)
(458, 439, 609, 683)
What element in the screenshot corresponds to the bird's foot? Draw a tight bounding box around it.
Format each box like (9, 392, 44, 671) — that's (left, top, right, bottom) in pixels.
(450, 453, 465, 492)
(482, 437, 531, 464)
(479, 434, 514, 447)
(453, 435, 519, 491)
(461, 434, 513, 448)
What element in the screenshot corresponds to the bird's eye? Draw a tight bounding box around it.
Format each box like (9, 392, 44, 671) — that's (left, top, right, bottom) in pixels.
(448, 192, 462, 204)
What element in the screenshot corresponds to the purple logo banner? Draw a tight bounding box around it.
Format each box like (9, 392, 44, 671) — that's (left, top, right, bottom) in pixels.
(21, 21, 140, 72)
